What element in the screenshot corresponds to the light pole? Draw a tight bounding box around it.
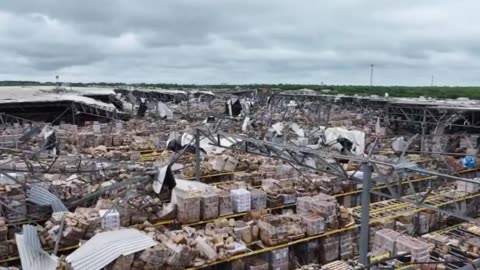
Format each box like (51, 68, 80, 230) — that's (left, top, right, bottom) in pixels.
(370, 64, 374, 87)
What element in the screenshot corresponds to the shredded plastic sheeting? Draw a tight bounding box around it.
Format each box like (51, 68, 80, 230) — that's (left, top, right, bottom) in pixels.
(290, 123, 305, 137)
(324, 127, 365, 156)
(157, 102, 173, 119)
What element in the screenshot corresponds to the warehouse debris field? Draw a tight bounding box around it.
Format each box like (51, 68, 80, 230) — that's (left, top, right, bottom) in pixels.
(0, 86, 480, 270)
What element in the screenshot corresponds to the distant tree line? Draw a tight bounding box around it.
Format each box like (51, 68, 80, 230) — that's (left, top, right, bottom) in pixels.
(1, 81, 480, 99)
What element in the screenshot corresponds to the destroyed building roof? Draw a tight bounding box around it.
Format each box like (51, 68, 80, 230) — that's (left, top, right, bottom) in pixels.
(190, 90, 216, 96)
(65, 229, 156, 270)
(276, 92, 480, 110)
(0, 86, 117, 110)
(16, 225, 58, 270)
(115, 88, 187, 95)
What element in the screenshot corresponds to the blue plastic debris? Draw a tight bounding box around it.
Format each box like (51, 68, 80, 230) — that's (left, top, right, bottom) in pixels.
(463, 156, 477, 169)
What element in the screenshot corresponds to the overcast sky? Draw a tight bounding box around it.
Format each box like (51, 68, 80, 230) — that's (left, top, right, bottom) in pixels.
(0, 1, 478, 85)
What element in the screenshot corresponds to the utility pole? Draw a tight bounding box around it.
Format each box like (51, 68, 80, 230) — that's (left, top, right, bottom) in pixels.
(431, 75, 434, 87)
(370, 64, 374, 87)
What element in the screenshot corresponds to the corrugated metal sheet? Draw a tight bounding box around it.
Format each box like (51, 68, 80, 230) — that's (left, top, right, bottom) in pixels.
(27, 185, 68, 212)
(66, 229, 156, 270)
(16, 225, 58, 270)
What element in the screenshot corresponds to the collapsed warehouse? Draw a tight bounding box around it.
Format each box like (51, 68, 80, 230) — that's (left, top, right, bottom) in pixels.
(0, 86, 479, 270)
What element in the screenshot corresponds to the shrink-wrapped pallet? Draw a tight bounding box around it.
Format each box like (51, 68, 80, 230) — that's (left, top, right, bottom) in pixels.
(268, 247, 289, 267)
(339, 231, 353, 260)
(251, 188, 267, 209)
(373, 228, 431, 262)
(231, 189, 251, 212)
(104, 134, 113, 147)
(218, 190, 233, 216)
(292, 240, 319, 265)
(319, 235, 339, 264)
(414, 212, 430, 234)
(395, 235, 431, 262)
(99, 209, 120, 230)
(456, 179, 480, 193)
(176, 191, 201, 223)
(281, 193, 296, 204)
(200, 192, 219, 220)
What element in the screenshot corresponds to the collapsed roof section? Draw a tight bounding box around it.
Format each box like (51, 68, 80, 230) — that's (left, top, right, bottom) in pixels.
(0, 86, 129, 124)
(114, 88, 216, 104)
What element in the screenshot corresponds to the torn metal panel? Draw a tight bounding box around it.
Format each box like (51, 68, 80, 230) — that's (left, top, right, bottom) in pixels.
(66, 229, 156, 270)
(16, 225, 58, 270)
(27, 185, 68, 213)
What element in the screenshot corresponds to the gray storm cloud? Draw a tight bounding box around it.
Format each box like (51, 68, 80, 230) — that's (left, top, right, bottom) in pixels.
(0, 0, 479, 85)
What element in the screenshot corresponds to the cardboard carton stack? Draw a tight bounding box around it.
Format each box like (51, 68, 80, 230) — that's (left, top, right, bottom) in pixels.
(259, 164, 279, 179)
(234, 171, 252, 184)
(373, 228, 432, 263)
(258, 214, 305, 246)
(268, 247, 289, 270)
(319, 235, 339, 264)
(301, 214, 325, 236)
(262, 178, 297, 206)
(291, 240, 319, 265)
(297, 193, 339, 229)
